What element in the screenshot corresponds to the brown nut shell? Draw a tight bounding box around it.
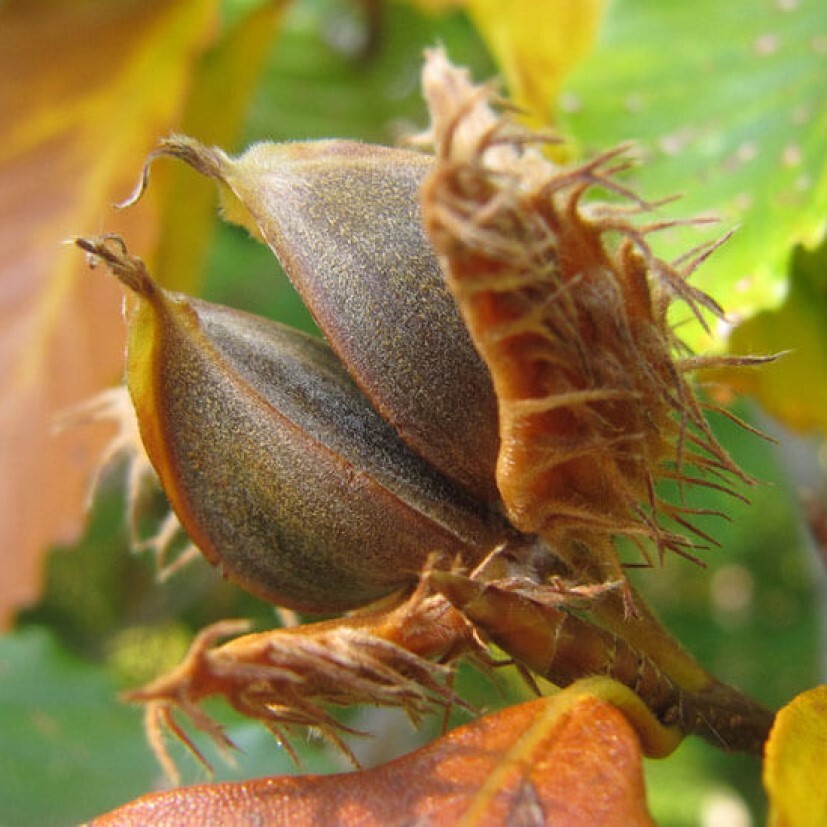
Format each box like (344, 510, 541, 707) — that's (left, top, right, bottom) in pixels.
(137, 137, 501, 504)
(81, 238, 509, 612)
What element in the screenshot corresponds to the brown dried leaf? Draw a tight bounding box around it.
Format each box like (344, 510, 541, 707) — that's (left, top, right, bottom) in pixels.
(88, 690, 653, 826)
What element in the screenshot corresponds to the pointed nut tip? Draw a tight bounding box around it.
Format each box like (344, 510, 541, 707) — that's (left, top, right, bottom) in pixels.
(75, 235, 156, 297)
(115, 134, 229, 210)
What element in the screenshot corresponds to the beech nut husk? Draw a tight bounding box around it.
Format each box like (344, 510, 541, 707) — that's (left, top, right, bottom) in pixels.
(76, 50, 778, 769)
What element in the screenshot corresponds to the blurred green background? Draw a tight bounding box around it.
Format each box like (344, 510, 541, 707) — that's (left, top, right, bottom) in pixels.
(2, 0, 825, 824)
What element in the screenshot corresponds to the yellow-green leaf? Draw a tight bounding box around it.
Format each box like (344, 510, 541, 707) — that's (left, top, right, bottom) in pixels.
(764, 684, 827, 827)
(404, 0, 465, 14)
(0, 0, 279, 626)
(714, 235, 827, 434)
(152, 2, 285, 295)
(465, 0, 606, 125)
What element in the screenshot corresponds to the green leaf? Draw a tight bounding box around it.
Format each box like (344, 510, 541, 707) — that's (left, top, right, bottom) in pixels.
(0, 627, 158, 827)
(152, 1, 285, 295)
(242, 0, 495, 145)
(0, 627, 334, 827)
(561, 0, 827, 349)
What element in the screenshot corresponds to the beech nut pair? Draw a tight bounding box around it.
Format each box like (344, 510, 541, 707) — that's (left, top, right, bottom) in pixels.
(78, 51, 775, 764)
(84, 138, 509, 613)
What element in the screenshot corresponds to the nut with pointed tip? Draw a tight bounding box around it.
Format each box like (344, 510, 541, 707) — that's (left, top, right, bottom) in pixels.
(76, 236, 510, 612)
(119, 136, 502, 505)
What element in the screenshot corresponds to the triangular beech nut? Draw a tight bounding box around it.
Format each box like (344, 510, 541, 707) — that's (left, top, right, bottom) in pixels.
(78, 237, 509, 612)
(127, 136, 502, 506)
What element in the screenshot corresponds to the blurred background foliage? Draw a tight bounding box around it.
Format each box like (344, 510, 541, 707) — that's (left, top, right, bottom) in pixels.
(1, 0, 825, 824)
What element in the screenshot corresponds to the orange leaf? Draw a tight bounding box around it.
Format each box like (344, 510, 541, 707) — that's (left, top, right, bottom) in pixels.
(89, 691, 653, 826)
(763, 684, 827, 827)
(0, 0, 279, 626)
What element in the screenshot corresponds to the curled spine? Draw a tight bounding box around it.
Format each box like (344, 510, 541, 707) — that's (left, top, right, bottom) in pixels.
(126, 588, 481, 780)
(56, 385, 196, 579)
